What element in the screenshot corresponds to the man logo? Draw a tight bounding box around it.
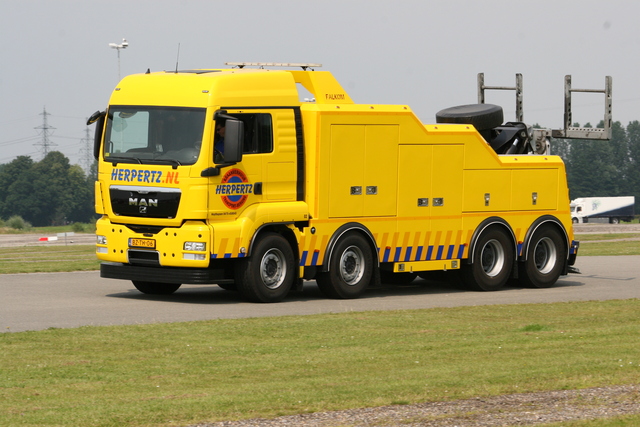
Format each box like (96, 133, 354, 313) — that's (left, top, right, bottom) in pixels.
(129, 197, 157, 214)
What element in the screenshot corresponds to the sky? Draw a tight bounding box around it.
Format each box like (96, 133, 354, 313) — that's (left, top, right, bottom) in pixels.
(1, 0, 638, 171)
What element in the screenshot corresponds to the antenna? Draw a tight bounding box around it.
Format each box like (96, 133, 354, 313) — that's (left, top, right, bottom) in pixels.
(175, 43, 181, 73)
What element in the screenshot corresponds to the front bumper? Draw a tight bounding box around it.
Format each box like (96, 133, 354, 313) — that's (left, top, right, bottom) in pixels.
(96, 218, 211, 268)
(100, 262, 233, 285)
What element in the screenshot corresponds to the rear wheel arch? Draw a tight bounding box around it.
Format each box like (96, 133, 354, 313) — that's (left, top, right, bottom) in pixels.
(247, 223, 300, 263)
(321, 223, 379, 273)
(466, 217, 517, 266)
(518, 217, 569, 288)
(461, 221, 516, 291)
(234, 231, 296, 303)
(520, 216, 569, 263)
(316, 227, 376, 299)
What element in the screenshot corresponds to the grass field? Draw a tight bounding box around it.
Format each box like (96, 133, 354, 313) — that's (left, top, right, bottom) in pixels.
(0, 223, 96, 234)
(578, 234, 640, 256)
(0, 245, 100, 274)
(1, 300, 640, 426)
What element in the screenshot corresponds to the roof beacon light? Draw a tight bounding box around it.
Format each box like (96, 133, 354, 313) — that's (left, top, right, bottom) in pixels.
(225, 62, 322, 71)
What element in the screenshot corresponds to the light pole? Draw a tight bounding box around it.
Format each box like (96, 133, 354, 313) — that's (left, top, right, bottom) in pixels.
(108, 38, 129, 80)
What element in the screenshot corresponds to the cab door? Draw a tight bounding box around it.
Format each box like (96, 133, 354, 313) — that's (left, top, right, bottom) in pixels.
(207, 108, 298, 217)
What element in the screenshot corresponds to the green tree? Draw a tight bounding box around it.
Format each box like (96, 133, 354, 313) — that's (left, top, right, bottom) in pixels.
(626, 121, 640, 212)
(562, 122, 623, 199)
(605, 121, 629, 195)
(29, 152, 73, 225)
(65, 164, 94, 223)
(0, 156, 35, 221)
(0, 152, 95, 226)
(551, 137, 571, 163)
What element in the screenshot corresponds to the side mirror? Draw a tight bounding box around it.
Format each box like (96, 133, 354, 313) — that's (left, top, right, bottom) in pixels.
(223, 119, 244, 164)
(87, 110, 104, 125)
(87, 110, 106, 159)
(203, 111, 244, 176)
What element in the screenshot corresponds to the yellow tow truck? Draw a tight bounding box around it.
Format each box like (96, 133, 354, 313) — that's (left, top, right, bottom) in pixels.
(88, 63, 612, 302)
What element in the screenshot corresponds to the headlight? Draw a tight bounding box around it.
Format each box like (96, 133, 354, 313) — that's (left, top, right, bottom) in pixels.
(183, 241, 206, 251)
(97, 235, 107, 245)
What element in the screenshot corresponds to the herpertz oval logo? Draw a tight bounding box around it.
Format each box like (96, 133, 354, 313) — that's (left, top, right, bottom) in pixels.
(216, 168, 253, 210)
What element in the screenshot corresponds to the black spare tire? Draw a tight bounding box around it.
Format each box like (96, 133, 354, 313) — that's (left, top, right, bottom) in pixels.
(436, 104, 504, 132)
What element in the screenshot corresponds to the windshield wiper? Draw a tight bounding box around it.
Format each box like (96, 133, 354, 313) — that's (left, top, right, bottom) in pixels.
(105, 156, 182, 169)
(145, 158, 182, 169)
(106, 156, 142, 166)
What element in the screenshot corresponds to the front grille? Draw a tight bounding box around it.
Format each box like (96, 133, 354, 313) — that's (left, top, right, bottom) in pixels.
(110, 185, 181, 218)
(128, 249, 160, 266)
(127, 224, 164, 235)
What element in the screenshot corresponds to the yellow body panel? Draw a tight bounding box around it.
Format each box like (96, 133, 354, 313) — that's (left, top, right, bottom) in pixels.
(95, 67, 575, 280)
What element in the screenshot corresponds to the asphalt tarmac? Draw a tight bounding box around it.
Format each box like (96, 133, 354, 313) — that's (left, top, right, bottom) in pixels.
(1, 255, 638, 333)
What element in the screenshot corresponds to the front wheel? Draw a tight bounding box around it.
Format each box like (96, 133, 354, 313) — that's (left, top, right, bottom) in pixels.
(518, 225, 566, 288)
(461, 227, 514, 291)
(235, 233, 295, 303)
(132, 281, 181, 295)
(316, 233, 373, 299)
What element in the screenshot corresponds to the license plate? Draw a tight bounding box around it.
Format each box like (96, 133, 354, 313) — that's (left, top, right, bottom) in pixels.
(129, 238, 155, 249)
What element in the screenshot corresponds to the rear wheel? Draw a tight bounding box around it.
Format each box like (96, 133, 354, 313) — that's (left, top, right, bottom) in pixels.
(132, 281, 181, 295)
(235, 233, 295, 303)
(519, 225, 566, 288)
(461, 227, 514, 291)
(317, 233, 373, 299)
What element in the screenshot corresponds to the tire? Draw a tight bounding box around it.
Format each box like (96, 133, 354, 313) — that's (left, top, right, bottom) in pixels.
(316, 233, 373, 299)
(572, 217, 579, 224)
(461, 227, 514, 291)
(610, 217, 620, 224)
(132, 281, 181, 295)
(435, 104, 504, 132)
(518, 225, 566, 288)
(235, 233, 295, 303)
(380, 270, 418, 285)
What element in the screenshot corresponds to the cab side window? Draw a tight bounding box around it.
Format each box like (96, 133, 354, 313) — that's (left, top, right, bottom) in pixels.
(230, 113, 273, 154)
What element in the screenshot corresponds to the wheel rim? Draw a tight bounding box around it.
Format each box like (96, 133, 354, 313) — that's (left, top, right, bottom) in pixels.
(339, 245, 365, 285)
(480, 239, 505, 277)
(533, 237, 557, 274)
(260, 248, 286, 289)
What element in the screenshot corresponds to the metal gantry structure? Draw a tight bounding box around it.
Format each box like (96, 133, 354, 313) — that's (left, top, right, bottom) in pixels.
(33, 106, 57, 158)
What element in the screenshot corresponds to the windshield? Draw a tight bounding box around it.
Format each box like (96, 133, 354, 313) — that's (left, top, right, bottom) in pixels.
(104, 106, 206, 166)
